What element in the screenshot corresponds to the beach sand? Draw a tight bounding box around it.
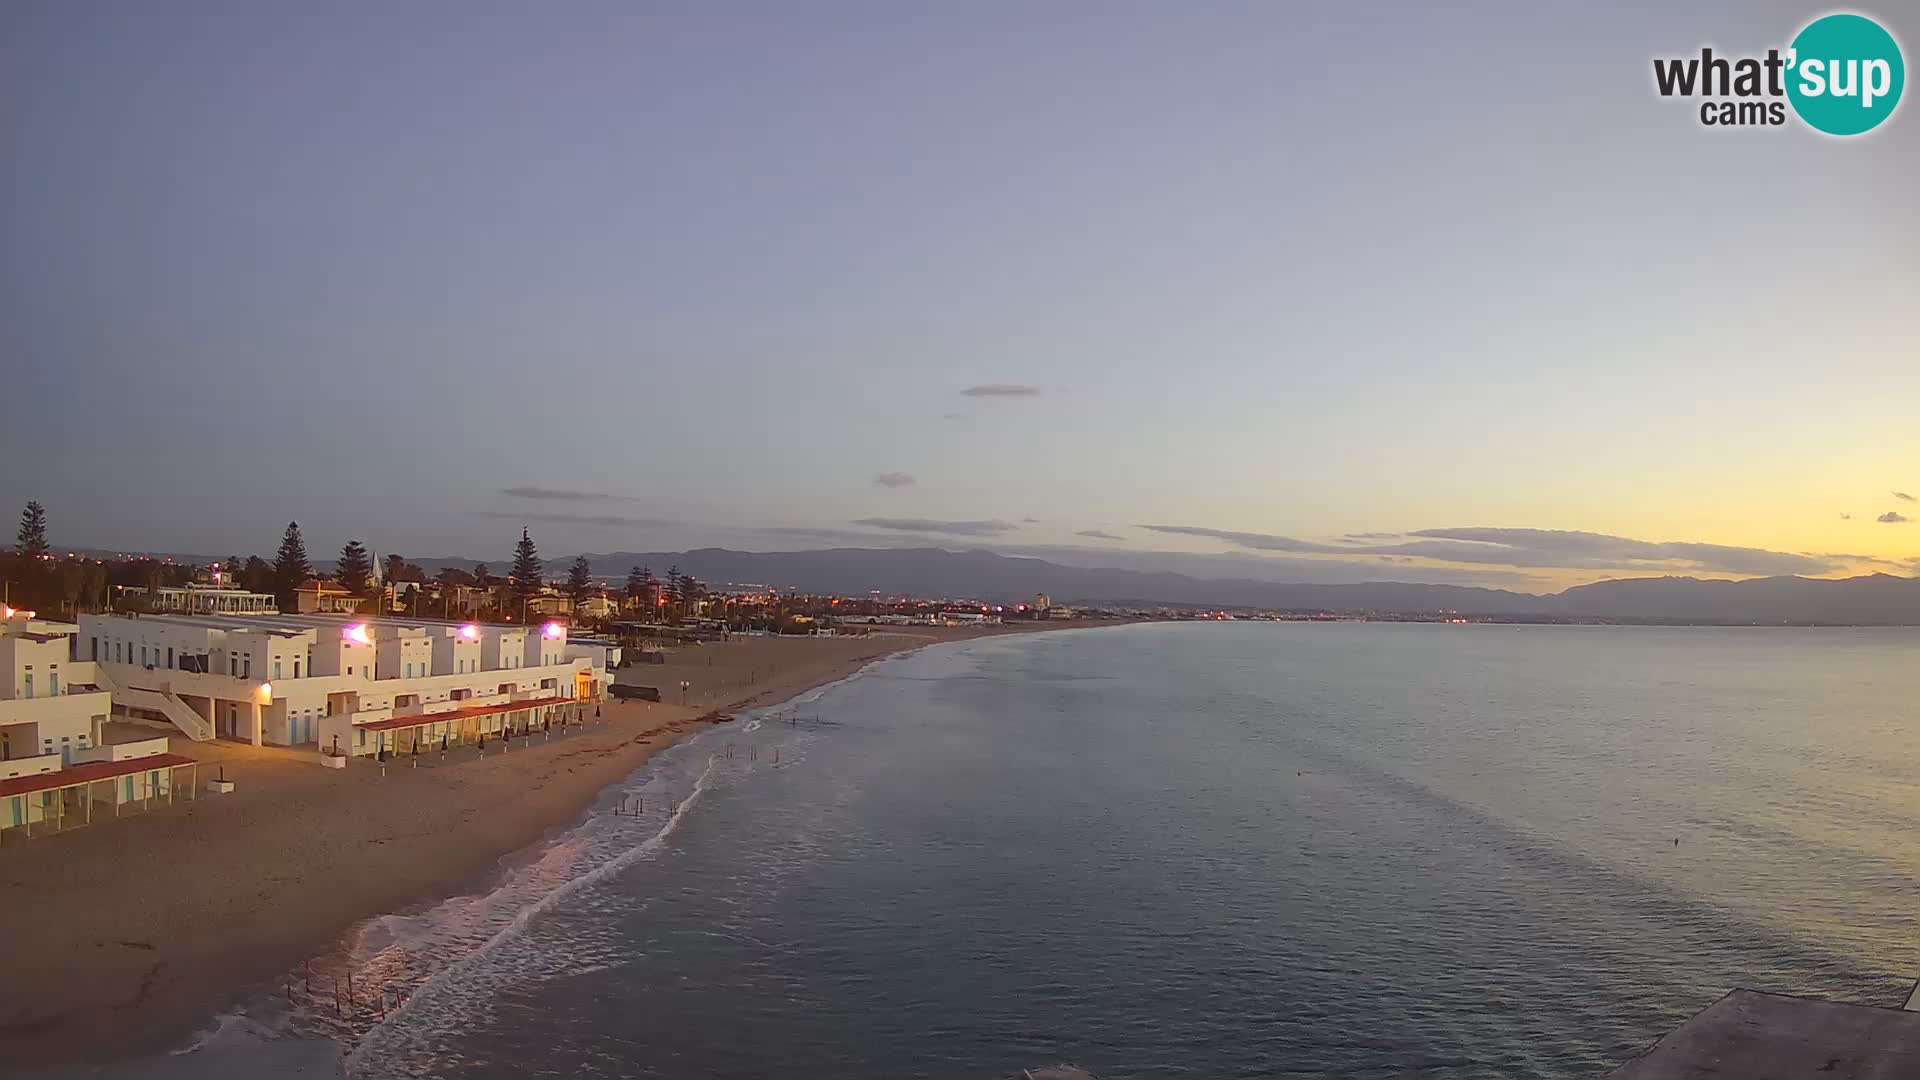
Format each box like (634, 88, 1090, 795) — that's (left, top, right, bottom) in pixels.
(0, 623, 1092, 1068)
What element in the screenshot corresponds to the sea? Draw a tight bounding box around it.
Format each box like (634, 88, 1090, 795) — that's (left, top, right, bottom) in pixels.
(194, 622, 1920, 1078)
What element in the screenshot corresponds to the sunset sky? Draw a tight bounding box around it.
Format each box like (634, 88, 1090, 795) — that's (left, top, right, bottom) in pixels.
(2, 1, 1914, 592)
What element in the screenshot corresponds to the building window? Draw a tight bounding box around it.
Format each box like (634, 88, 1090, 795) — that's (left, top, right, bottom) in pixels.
(167, 647, 174, 668)
(23, 674, 32, 699)
(294, 659, 301, 678)
(275, 659, 283, 680)
(242, 658, 251, 679)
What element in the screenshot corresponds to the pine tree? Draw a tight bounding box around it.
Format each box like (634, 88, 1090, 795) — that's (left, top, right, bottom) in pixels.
(510, 528, 543, 600)
(243, 556, 274, 593)
(273, 522, 313, 609)
(16, 501, 49, 559)
(472, 562, 492, 589)
(567, 556, 594, 604)
(386, 554, 407, 585)
(337, 540, 373, 595)
(625, 566, 646, 600)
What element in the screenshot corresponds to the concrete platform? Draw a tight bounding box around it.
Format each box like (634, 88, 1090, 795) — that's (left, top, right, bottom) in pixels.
(1610, 988, 1920, 1079)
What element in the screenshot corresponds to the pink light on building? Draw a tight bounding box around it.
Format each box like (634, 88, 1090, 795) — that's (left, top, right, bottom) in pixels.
(343, 623, 372, 645)
(460, 624, 480, 640)
(542, 621, 564, 639)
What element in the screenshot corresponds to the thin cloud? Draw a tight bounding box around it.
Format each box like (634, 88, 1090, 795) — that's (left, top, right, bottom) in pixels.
(1138, 524, 1330, 553)
(500, 485, 630, 502)
(1878, 511, 1910, 524)
(471, 510, 671, 527)
(871, 472, 916, 488)
(959, 384, 1042, 398)
(1894, 491, 1916, 502)
(1139, 523, 1838, 577)
(851, 517, 1016, 537)
(1840, 513, 1854, 520)
(1075, 529, 1124, 541)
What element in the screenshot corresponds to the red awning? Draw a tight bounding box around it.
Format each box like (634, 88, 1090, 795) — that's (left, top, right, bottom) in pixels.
(358, 695, 571, 733)
(0, 753, 198, 799)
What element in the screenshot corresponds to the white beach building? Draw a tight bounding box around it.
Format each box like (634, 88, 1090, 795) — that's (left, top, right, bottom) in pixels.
(0, 613, 111, 764)
(76, 612, 607, 754)
(0, 613, 198, 838)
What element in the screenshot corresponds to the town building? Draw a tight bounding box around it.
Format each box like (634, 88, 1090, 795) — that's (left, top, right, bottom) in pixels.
(295, 582, 363, 614)
(119, 584, 279, 615)
(77, 612, 607, 753)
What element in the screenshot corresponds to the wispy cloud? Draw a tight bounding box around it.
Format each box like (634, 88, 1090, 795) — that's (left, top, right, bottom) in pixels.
(1894, 491, 1915, 502)
(1138, 525, 1330, 553)
(500, 485, 631, 502)
(1840, 513, 1854, 520)
(1075, 529, 1124, 541)
(871, 472, 916, 488)
(471, 510, 671, 527)
(959, 384, 1042, 398)
(1139, 523, 1839, 577)
(851, 517, 1016, 537)
(1878, 511, 1910, 524)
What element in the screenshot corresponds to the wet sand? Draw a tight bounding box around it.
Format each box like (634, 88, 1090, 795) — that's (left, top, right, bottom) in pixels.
(0, 623, 1098, 1068)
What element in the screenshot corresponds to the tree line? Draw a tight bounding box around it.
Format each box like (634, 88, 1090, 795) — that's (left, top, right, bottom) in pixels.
(5, 501, 709, 627)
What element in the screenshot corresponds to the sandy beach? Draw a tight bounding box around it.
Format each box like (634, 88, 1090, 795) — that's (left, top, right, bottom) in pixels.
(0, 622, 1094, 1068)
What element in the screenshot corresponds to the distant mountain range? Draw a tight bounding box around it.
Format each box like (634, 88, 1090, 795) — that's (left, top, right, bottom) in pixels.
(79, 543, 1920, 625)
(508, 547, 1920, 626)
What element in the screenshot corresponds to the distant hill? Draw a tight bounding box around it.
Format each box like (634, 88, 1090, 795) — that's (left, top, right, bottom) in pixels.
(81, 542, 1920, 624)
(1546, 573, 1920, 624)
(509, 547, 1920, 624)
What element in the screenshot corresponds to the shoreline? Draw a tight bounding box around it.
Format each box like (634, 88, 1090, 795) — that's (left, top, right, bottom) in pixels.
(0, 621, 1117, 1070)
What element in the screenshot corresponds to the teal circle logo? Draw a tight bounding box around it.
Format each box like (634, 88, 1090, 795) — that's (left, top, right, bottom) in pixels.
(1786, 13, 1905, 135)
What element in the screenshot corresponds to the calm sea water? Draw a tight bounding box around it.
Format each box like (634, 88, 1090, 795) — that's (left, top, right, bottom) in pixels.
(208, 623, 1920, 1078)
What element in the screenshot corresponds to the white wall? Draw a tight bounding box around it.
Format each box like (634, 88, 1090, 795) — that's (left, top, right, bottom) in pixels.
(376, 635, 434, 680)
(481, 629, 527, 670)
(0, 753, 62, 781)
(433, 634, 482, 675)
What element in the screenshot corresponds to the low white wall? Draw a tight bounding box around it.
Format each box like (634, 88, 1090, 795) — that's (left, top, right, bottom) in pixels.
(0, 753, 62, 781)
(69, 737, 170, 766)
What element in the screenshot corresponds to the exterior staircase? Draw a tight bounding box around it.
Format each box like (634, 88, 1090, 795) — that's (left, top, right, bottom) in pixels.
(91, 667, 216, 742)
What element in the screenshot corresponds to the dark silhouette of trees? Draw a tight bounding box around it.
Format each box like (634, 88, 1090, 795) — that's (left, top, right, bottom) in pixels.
(337, 540, 373, 596)
(16, 501, 48, 559)
(510, 528, 543, 601)
(567, 556, 594, 604)
(273, 522, 313, 610)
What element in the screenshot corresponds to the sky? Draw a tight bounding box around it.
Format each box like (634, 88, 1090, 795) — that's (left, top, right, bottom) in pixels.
(2, 1, 1915, 592)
